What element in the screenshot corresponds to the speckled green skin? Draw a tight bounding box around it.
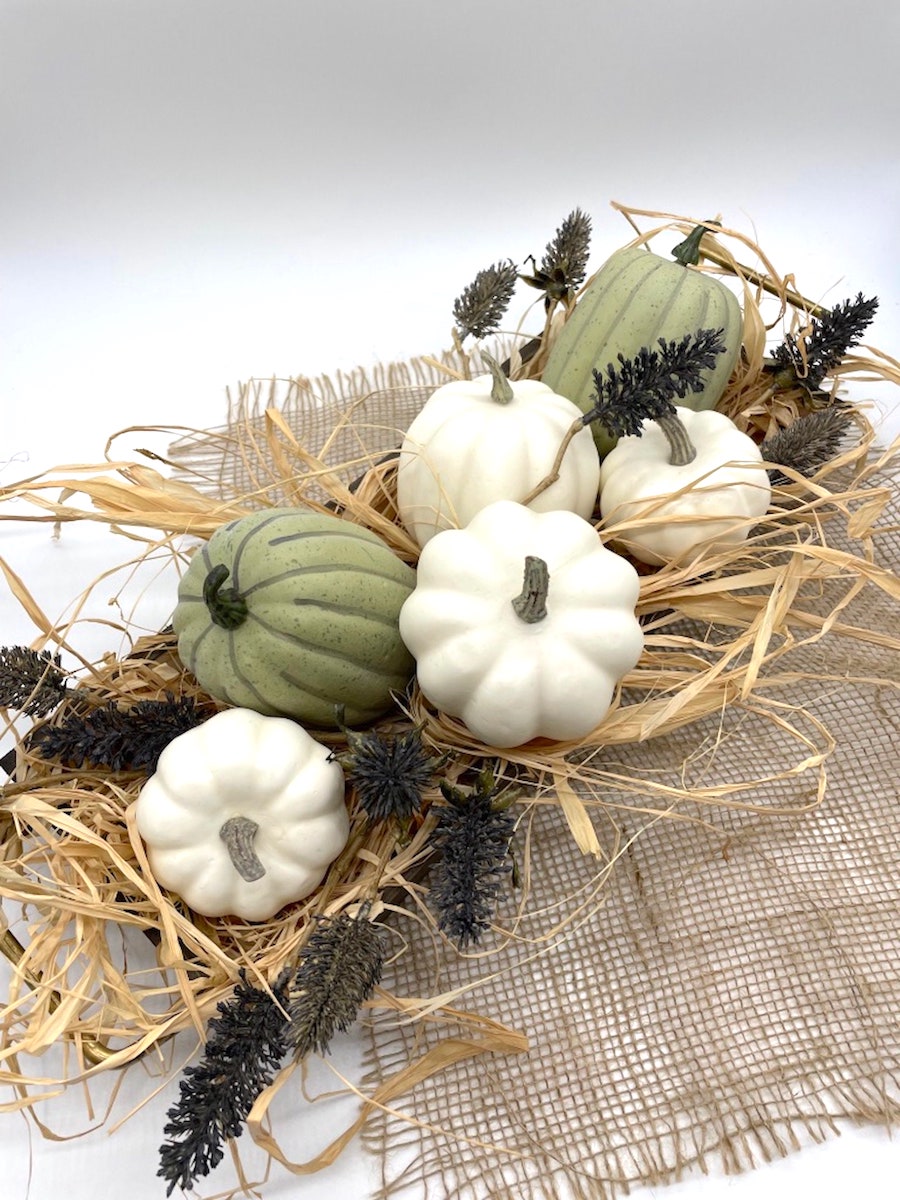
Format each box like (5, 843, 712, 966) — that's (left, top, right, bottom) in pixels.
(173, 509, 416, 727)
(541, 245, 743, 457)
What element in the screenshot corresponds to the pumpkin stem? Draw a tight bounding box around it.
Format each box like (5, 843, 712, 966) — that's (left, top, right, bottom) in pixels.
(219, 815, 266, 882)
(481, 351, 514, 405)
(656, 414, 697, 466)
(511, 556, 550, 624)
(671, 220, 720, 268)
(203, 564, 249, 630)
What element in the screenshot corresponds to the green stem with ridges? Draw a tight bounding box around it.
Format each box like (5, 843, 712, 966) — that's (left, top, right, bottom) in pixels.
(203, 564, 249, 630)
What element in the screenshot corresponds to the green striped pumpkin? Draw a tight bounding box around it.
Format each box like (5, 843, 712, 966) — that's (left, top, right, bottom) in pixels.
(173, 509, 416, 728)
(541, 243, 743, 457)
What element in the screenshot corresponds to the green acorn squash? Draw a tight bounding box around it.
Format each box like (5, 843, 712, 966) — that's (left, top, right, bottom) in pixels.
(173, 508, 416, 727)
(541, 232, 743, 457)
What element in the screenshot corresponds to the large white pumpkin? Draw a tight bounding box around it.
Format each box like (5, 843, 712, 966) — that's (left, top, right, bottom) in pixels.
(396, 358, 600, 547)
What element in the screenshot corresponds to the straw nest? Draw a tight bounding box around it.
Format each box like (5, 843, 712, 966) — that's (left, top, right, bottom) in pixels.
(1, 204, 899, 1167)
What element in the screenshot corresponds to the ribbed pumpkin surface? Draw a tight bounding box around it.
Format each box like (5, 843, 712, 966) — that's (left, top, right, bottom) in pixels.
(541, 244, 743, 456)
(173, 509, 416, 727)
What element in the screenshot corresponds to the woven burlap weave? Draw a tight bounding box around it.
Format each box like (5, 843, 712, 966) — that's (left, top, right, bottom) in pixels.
(169, 372, 900, 1200)
(361, 525, 900, 1198)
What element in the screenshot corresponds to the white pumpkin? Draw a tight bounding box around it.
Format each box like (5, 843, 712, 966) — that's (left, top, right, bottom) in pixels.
(134, 708, 348, 921)
(396, 355, 600, 547)
(398, 500, 643, 748)
(598, 406, 772, 565)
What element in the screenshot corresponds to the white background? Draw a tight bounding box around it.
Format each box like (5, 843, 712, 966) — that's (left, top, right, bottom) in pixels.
(2, 2, 899, 1198)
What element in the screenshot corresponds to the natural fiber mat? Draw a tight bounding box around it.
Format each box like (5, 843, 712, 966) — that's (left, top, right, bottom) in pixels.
(359, 485, 900, 1199)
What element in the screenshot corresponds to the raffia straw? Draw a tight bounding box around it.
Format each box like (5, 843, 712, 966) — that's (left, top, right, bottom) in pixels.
(1, 206, 899, 1179)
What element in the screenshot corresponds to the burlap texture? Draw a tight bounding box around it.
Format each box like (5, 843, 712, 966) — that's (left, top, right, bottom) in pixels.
(169, 374, 900, 1199)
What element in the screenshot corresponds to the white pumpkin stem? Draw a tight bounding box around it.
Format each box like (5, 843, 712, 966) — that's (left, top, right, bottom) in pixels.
(219, 815, 266, 881)
(512, 556, 550, 623)
(657, 414, 697, 466)
(481, 351, 514, 405)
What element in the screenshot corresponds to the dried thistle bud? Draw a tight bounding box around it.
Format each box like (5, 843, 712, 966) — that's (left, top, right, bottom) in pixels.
(521, 206, 592, 310)
(286, 908, 385, 1059)
(158, 972, 289, 1196)
(338, 723, 442, 824)
(428, 769, 517, 947)
(761, 406, 854, 484)
(452, 259, 518, 341)
(0, 645, 68, 717)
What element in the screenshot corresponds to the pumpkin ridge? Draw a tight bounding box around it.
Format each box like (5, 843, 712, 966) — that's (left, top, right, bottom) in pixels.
(223, 640, 272, 712)
(275, 666, 394, 711)
(596, 253, 667, 364)
(241, 562, 413, 597)
(181, 618, 217, 678)
(265, 526, 384, 547)
(646, 260, 689, 345)
(230, 511, 289, 587)
(247, 611, 407, 668)
(287, 598, 409, 626)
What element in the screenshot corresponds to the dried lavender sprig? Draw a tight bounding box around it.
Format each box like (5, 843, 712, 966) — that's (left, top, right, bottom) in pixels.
(761, 406, 855, 485)
(158, 972, 290, 1196)
(585, 328, 729, 437)
(452, 259, 518, 341)
(768, 293, 879, 393)
(286, 908, 385, 1059)
(29, 694, 205, 773)
(0, 646, 68, 717)
(428, 770, 517, 947)
(521, 207, 592, 310)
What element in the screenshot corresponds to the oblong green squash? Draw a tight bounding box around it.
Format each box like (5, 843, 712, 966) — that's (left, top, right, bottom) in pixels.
(173, 508, 416, 728)
(541, 243, 743, 457)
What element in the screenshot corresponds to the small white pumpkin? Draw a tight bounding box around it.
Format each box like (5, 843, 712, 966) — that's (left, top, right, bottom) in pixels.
(134, 708, 348, 921)
(398, 500, 643, 748)
(598, 407, 772, 565)
(396, 354, 600, 547)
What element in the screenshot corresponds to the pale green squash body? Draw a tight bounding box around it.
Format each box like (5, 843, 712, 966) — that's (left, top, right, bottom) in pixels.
(173, 509, 416, 727)
(541, 244, 743, 456)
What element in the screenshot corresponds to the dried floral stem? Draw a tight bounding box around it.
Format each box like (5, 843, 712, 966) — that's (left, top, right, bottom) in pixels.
(518, 416, 584, 506)
(697, 243, 827, 318)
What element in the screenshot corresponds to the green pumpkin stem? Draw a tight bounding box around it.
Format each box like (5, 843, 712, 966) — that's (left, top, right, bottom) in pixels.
(219, 815, 266, 882)
(656, 414, 697, 466)
(671, 219, 719, 268)
(512, 556, 550, 624)
(203, 564, 249, 630)
(481, 351, 514, 405)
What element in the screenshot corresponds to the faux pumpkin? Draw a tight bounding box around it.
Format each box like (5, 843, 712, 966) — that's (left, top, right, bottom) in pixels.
(541, 230, 743, 456)
(173, 508, 416, 727)
(134, 707, 349, 921)
(598, 406, 772, 565)
(396, 353, 600, 547)
(398, 500, 643, 748)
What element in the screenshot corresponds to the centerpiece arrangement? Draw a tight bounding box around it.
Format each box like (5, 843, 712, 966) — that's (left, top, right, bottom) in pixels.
(1, 203, 898, 1198)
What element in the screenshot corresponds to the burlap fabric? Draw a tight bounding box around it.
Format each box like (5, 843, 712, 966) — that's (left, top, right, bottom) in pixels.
(170, 372, 900, 1199)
